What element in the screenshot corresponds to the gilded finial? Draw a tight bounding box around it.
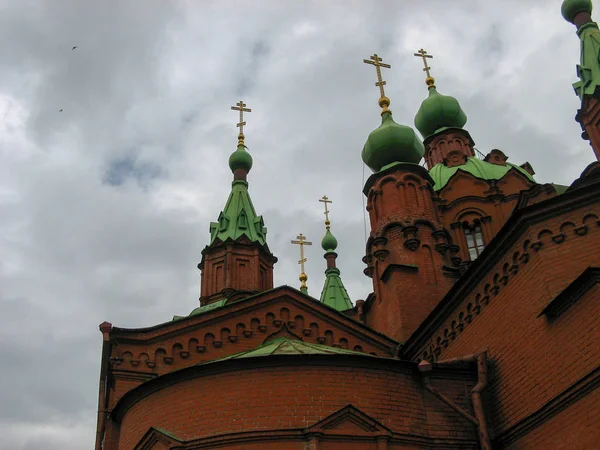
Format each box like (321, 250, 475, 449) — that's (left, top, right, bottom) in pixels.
(414, 48, 435, 88)
(363, 53, 392, 114)
(319, 195, 332, 229)
(291, 233, 312, 293)
(231, 100, 252, 145)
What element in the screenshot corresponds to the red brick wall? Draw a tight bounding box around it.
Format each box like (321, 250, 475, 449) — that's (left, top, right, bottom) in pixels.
(504, 385, 600, 450)
(118, 365, 424, 448)
(413, 207, 600, 441)
(114, 363, 477, 449)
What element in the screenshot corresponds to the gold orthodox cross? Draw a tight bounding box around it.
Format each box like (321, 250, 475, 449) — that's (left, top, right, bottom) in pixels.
(231, 100, 251, 144)
(363, 53, 391, 99)
(291, 233, 312, 274)
(414, 48, 435, 86)
(319, 195, 332, 228)
(291, 233, 312, 290)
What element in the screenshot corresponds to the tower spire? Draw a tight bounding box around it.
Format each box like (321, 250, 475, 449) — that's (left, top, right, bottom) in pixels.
(318, 196, 352, 311)
(198, 102, 277, 306)
(561, 0, 600, 160)
(363, 53, 392, 114)
(291, 233, 312, 294)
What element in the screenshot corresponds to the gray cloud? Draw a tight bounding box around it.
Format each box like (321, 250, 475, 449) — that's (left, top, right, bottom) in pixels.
(0, 0, 593, 448)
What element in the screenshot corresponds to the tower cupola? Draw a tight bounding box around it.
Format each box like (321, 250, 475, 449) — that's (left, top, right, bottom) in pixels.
(198, 101, 277, 305)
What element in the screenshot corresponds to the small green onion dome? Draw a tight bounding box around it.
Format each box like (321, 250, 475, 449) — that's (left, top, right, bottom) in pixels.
(414, 87, 468, 139)
(362, 112, 425, 172)
(561, 0, 592, 23)
(321, 228, 338, 252)
(228, 144, 253, 173)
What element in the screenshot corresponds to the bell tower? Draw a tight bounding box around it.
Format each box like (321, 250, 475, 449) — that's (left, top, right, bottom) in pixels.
(198, 101, 277, 305)
(360, 54, 458, 343)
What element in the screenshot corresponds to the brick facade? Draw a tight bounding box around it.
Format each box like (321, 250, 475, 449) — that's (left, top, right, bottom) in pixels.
(96, 23, 600, 447)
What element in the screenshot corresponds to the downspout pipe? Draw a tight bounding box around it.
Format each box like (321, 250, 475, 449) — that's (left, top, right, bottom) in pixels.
(95, 322, 113, 450)
(418, 350, 492, 450)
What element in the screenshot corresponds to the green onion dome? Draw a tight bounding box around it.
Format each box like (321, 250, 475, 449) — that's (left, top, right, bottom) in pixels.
(228, 144, 253, 173)
(414, 87, 468, 139)
(321, 228, 338, 252)
(361, 111, 425, 172)
(561, 0, 592, 23)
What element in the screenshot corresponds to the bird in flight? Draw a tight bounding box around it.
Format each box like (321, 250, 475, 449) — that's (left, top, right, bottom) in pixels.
(72, 46, 77, 50)
(59, 109, 63, 112)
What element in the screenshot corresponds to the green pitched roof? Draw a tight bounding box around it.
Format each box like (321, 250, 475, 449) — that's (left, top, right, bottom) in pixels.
(214, 337, 372, 361)
(320, 267, 353, 311)
(552, 183, 570, 194)
(209, 180, 267, 246)
(429, 157, 536, 191)
(172, 299, 227, 321)
(574, 21, 600, 99)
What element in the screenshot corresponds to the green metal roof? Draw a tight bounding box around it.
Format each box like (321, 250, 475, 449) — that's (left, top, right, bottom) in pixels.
(213, 337, 373, 361)
(320, 267, 353, 312)
(209, 180, 267, 246)
(552, 183, 570, 195)
(429, 157, 536, 191)
(574, 21, 600, 99)
(561, 0, 600, 99)
(172, 299, 227, 321)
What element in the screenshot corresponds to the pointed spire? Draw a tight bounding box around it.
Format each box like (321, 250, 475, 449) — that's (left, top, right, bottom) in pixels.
(291, 233, 312, 294)
(209, 101, 264, 245)
(561, 0, 600, 99)
(318, 196, 352, 311)
(199, 102, 277, 306)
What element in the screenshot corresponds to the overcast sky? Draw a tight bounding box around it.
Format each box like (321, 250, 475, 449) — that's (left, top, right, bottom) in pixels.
(0, 0, 595, 448)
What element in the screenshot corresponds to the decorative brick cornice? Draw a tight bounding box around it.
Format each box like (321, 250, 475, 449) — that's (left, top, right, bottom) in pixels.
(400, 178, 600, 361)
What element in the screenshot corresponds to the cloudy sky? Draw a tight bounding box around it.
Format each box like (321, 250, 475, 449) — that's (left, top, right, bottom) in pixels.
(0, 0, 595, 448)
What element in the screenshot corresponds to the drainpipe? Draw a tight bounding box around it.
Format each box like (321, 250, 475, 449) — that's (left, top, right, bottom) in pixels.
(95, 322, 112, 450)
(418, 350, 492, 450)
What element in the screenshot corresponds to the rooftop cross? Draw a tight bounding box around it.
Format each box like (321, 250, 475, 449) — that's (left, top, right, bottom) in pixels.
(291, 233, 312, 292)
(414, 48, 436, 87)
(363, 53, 392, 100)
(319, 195, 332, 229)
(231, 100, 252, 145)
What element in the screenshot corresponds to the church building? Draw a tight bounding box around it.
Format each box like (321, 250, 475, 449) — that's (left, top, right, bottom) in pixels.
(95, 1, 600, 449)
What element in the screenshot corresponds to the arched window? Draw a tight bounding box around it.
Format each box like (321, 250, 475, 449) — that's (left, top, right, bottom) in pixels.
(464, 222, 485, 260)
